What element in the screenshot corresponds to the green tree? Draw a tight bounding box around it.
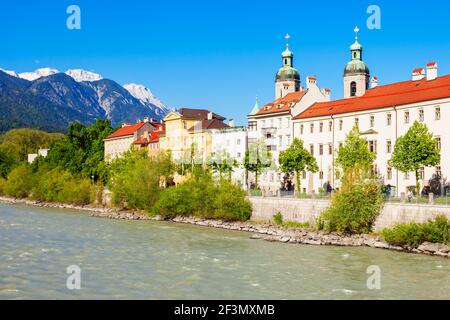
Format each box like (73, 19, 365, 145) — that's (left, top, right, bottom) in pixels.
(207, 149, 238, 180)
(0, 149, 15, 178)
(389, 121, 441, 195)
(0, 128, 63, 162)
(46, 119, 113, 182)
(336, 125, 376, 172)
(243, 139, 272, 189)
(279, 138, 318, 193)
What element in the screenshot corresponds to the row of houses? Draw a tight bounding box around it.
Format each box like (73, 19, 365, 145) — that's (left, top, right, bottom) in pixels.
(104, 29, 450, 197)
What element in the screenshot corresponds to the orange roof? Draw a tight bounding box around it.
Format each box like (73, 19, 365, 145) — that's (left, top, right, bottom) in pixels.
(106, 122, 146, 139)
(256, 90, 307, 116)
(294, 74, 450, 120)
(132, 125, 166, 145)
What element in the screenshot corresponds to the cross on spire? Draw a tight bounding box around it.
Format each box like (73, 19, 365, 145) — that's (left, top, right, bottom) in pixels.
(354, 26, 360, 41)
(285, 33, 290, 48)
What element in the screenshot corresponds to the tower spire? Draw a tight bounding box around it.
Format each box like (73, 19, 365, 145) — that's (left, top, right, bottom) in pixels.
(354, 26, 359, 41)
(285, 33, 290, 49)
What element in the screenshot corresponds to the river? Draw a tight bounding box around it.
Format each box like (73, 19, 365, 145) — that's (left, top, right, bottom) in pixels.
(0, 203, 449, 300)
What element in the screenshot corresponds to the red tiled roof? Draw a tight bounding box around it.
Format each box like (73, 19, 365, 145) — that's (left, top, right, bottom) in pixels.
(294, 74, 450, 120)
(427, 62, 437, 67)
(105, 122, 146, 139)
(132, 125, 166, 145)
(413, 68, 425, 74)
(256, 91, 307, 116)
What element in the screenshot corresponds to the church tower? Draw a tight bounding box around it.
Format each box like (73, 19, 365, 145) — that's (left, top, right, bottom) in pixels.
(343, 27, 370, 98)
(275, 34, 300, 99)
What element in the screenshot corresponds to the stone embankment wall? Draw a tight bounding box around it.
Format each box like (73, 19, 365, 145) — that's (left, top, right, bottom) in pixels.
(249, 197, 450, 232)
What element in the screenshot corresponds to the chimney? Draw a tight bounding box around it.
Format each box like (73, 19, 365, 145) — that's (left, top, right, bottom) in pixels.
(321, 88, 331, 101)
(426, 62, 438, 81)
(412, 68, 425, 81)
(371, 76, 378, 88)
(143, 117, 149, 123)
(229, 118, 235, 127)
(306, 76, 317, 89)
(207, 112, 213, 120)
(122, 123, 129, 128)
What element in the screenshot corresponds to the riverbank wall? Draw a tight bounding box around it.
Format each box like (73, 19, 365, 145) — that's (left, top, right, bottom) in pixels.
(249, 197, 450, 232)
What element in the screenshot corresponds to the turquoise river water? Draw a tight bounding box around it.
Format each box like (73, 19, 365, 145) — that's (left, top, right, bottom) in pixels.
(0, 203, 449, 299)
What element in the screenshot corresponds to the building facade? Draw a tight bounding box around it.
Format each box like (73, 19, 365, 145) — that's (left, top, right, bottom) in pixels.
(210, 125, 248, 188)
(292, 34, 449, 197)
(159, 108, 229, 164)
(247, 36, 330, 193)
(103, 118, 160, 161)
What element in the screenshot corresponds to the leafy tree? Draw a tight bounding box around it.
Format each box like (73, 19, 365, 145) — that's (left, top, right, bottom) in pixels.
(243, 139, 272, 189)
(0, 128, 63, 162)
(279, 138, 318, 193)
(0, 149, 15, 178)
(336, 125, 376, 172)
(389, 121, 441, 195)
(46, 119, 113, 182)
(207, 149, 238, 180)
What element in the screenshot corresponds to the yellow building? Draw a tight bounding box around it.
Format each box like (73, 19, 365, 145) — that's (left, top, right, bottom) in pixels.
(159, 108, 228, 163)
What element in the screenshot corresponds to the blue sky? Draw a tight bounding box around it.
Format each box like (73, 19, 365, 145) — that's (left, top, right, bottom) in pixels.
(1, 0, 449, 124)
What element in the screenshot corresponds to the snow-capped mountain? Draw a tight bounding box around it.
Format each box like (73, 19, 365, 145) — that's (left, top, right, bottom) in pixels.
(19, 68, 59, 81)
(0, 68, 18, 77)
(65, 69, 103, 82)
(124, 83, 170, 116)
(0, 66, 170, 133)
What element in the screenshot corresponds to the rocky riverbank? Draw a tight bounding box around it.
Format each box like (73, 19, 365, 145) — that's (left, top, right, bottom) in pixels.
(0, 196, 149, 220)
(168, 216, 450, 258)
(1, 196, 449, 258)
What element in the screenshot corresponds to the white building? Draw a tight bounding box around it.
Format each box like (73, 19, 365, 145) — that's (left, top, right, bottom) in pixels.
(293, 32, 450, 197)
(28, 148, 49, 164)
(210, 124, 248, 188)
(247, 35, 330, 192)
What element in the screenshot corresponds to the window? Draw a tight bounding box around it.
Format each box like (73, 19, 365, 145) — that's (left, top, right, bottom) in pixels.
(310, 144, 314, 155)
(354, 117, 359, 127)
(339, 120, 343, 131)
(435, 107, 441, 120)
(404, 111, 410, 124)
(319, 144, 324, 155)
(310, 123, 314, 133)
(237, 139, 241, 145)
(302, 171, 306, 179)
(278, 136, 282, 146)
(248, 121, 257, 131)
(370, 115, 375, 127)
(350, 81, 357, 97)
(328, 121, 332, 132)
(436, 166, 442, 178)
(237, 152, 241, 158)
(368, 140, 377, 153)
(419, 109, 424, 122)
(328, 143, 333, 155)
(386, 140, 392, 153)
(286, 117, 291, 128)
(404, 172, 410, 180)
(436, 137, 441, 150)
(319, 122, 323, 133)
(286, 135, 291, 145)
(387, 113, 392, 126)
(387, 167, 393, 180)
(278, 118, 282, 128)
(419, 167, 425, 180)
(319, 171, 324, 179)
(183, 121, 187, 129)
(300, 124, 304, 135)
